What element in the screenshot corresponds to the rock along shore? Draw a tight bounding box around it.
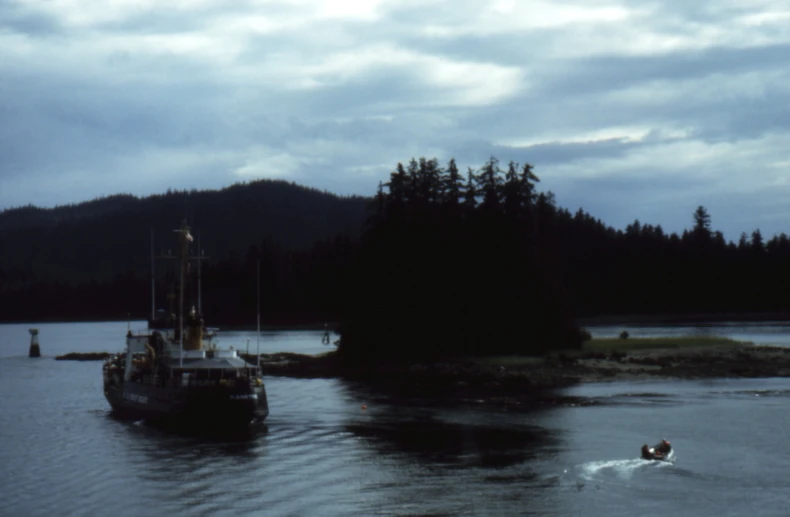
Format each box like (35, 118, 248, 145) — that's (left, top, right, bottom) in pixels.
(249, 344, 790, 400)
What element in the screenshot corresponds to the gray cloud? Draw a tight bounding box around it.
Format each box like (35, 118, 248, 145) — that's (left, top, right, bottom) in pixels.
(0, 2, 63, 36)
(1, 0, 789, 242)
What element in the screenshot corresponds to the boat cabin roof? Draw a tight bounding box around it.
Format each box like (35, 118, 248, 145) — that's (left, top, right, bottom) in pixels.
(163, 357, 254, 370)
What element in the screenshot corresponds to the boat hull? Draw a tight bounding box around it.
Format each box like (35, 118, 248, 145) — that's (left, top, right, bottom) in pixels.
(641, 445, 673, 461)
(105, 381, 269, 428)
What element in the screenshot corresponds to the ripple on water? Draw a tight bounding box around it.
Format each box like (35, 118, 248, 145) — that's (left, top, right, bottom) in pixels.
(5, 326, 790, 517)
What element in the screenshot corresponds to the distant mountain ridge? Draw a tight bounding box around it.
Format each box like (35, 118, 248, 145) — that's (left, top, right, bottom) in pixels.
(0, 179, 369, 288)
(0, 194, 141, 230)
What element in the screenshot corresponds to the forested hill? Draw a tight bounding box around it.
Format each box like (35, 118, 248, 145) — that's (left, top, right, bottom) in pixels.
(4, 158, 790, 328)
(0, 180, 369, 289)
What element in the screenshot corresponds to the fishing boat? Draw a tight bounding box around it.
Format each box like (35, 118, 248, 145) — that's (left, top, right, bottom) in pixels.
(102, 221, 269, 427)
(641, 440, 672, 461)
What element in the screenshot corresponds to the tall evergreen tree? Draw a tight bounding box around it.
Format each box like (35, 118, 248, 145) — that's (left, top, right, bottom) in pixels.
(476, 157, 503, 212)
(463, 168, 478, 215)
(692, 205, 712, 241)
(442, 158, 464, 208)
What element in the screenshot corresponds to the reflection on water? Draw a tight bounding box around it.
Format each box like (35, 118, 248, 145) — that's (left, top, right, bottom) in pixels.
(347, 415, 556, 468)
(128, 421, 268, 513)
(129, 419, 269, 453)
(119, 413, 270, 442)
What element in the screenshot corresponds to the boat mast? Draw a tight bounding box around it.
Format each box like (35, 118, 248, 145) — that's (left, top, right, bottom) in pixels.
(257, 257, 261, 369)
(176, 221, 192, 368)
(197, 235, 202, 314)
(179, 237, 184, 368)
(151, 228, 155, 322)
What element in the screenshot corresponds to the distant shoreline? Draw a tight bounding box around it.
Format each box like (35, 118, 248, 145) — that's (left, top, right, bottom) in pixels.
(577, 312, 790, 326)
(0, 318, 335, 331)
(4, 312, 790, 329)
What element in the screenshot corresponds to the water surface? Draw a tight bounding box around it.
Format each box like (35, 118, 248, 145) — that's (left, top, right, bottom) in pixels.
(1, 322, 789, 516)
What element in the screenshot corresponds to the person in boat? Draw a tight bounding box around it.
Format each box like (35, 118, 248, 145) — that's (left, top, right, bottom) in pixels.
(642, 443, 665, 460)
(657, 439, 671, 453)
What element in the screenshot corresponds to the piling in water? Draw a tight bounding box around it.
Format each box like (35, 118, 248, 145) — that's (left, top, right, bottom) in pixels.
(28, 328, 41, 358)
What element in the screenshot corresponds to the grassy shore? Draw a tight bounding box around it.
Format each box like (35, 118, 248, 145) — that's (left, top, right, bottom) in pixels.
(55, 352, 111, 361)
(253, 336, 790, 397)
(581, 336, 748, 352)
(458, 337, 746, 370)
(577, 312, 790, 325)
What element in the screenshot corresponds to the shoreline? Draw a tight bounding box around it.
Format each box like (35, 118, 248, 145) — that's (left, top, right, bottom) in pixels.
(247, 343, 790, 393)
(577, 312, 790, 326)
(53, 344, 790, 405)
(544, 344, 790, 383)
(0, 319, 334, 331)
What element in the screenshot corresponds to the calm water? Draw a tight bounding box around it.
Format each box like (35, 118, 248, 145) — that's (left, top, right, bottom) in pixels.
(587, 321, 790, 347)
(1, 322, 790, 516)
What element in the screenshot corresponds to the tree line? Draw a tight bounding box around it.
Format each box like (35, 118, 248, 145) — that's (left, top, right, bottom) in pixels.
(337, 157, 583, 361)
(2, 159, 790, 358)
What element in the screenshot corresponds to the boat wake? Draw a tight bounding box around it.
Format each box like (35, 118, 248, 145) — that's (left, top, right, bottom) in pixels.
(580, 459, 645, 481)
(580, 453, 675, 481)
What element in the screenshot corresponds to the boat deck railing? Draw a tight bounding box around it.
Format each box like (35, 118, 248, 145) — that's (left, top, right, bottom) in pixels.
(138, 374, 262, 389)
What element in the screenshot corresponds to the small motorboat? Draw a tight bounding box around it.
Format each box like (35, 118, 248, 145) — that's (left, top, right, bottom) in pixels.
(641, 439, 672, 461)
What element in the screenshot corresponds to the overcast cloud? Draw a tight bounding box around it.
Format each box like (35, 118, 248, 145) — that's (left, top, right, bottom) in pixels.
(2, 0, 790, 240)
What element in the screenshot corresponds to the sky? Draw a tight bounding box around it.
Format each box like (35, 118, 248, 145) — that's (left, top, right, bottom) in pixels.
(2, 0, 790, 241)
